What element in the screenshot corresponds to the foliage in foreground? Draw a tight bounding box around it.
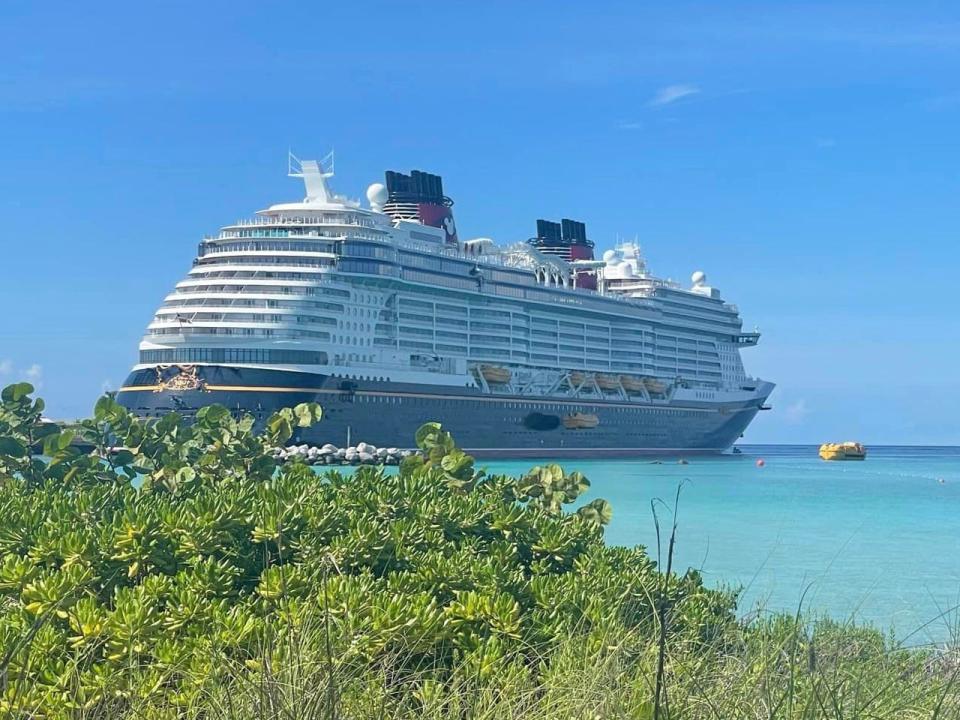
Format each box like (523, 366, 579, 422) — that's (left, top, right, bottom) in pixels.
(1, 381, 958, 719)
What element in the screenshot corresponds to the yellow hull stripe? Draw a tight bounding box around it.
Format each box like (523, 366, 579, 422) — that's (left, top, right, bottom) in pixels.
(117, 384, 750, 414)
(117, 385, 325, 393)
(207, 384, 327, 393)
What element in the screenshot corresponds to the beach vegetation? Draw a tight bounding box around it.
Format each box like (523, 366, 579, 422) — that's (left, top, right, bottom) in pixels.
(0, 382, 957, 718)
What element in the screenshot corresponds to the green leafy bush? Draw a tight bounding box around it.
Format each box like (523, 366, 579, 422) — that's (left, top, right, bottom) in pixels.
(0, 384, 732, 716)
(5, 384, 956, 719)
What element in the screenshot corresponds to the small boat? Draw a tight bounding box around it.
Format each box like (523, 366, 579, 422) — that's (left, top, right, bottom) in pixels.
(643, 377, 668, 393)
(479, 365, 511, 384)
(594, 373, 620, 391)
(819, 442, 866, 461)
(620, 375, 646, 393)
(568, 371, 586, 387)
(563, 412, 599, 430)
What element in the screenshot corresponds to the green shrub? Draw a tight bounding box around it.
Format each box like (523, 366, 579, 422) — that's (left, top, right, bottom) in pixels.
(4, 383, 956, 719)
(0, 383, 732, 716)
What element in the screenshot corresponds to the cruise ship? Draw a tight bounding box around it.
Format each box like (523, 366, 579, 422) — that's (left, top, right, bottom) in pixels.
(116, 154, 774, 456)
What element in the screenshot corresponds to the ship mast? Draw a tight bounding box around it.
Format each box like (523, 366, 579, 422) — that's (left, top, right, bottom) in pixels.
(288, 150, 335, 204)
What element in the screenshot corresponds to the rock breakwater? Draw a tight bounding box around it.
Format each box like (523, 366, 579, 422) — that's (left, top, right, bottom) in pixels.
(271, 442, 416, 466)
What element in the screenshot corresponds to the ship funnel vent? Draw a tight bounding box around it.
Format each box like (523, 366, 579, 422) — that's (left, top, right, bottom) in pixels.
(536, 219, 562, 244)
(561, 218, 588, 244)
(383, 169, 458, 244)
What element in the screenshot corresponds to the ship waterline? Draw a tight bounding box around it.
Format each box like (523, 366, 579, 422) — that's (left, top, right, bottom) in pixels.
(117, 154, 773, 454)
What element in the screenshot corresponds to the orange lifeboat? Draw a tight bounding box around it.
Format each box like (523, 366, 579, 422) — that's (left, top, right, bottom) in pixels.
(620, 375, 646, 393)
(594, 374, 620, 391)
(568, 371, 586, 387)
(563, 412, 599, 430)
(479, 365, 511, 384)
(643, 377, 668, 394)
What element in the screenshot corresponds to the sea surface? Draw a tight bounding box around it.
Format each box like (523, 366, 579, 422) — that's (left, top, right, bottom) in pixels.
(479, 446, 960, 645)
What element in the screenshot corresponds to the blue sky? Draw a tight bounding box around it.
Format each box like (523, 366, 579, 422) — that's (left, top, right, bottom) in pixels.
(1, 1, 958, 444)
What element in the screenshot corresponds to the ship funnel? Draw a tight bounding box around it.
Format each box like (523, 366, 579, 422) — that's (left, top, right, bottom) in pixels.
(529, 217, 596, 289)
(383, 169, 458, 244)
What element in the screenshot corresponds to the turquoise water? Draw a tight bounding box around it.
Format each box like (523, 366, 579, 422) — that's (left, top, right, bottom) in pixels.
(480, 446, 960, 644)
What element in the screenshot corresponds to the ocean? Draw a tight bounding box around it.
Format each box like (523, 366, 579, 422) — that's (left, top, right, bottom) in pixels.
(480, 446, 960, 645)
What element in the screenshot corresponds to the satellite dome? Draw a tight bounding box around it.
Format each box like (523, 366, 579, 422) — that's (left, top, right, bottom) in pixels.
(691, 270, 706, 286)
(366, 182, 388, 209)
(602, 249, 619, 265)
(619, 261, 634, 278)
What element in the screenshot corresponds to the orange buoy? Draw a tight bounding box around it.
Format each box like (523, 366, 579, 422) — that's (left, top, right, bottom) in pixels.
(756, 459, 765, 468)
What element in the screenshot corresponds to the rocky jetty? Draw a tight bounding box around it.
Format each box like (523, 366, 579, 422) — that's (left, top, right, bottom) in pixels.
(271, 442, 417, 466)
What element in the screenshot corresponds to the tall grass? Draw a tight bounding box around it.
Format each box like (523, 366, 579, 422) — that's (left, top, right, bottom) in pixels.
(9, 556, 956, 717)
(57, 608, 955, 720)
(2, 381, 958, 719)
(4, 498, 960, 718)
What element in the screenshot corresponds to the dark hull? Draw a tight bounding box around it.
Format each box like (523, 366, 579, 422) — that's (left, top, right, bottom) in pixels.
(117, 365, 765, 458)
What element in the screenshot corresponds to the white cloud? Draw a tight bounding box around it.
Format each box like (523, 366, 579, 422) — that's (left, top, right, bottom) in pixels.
(24, 364, 42, 389)
(618, 121, 643, 131)
(784, 399, 810, 424)
(648, 84, 700, 107)
(0, 359, 11, 376)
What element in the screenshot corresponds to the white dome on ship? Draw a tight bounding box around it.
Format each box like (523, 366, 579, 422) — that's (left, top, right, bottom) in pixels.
(603, 249, 619, 265)
(619, 261, 634, 278)
(691, 270, 706, 286)
(366, 182, 388, 209)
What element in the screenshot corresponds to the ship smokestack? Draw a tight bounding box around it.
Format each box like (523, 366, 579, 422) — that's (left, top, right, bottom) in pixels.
(383, 170, 458, 244)
(530, 218, 597, 289)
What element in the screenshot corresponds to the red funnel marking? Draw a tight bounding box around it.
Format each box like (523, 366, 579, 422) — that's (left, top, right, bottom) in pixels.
(418, 203, 458, 244)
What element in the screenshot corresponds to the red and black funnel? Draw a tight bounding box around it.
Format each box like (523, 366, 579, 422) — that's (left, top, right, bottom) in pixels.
(383, 170, 458, 244)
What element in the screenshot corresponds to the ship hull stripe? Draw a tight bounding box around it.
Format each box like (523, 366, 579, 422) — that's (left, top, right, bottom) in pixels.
(119, 383, 756, 414)
(118, 385, 329, 394)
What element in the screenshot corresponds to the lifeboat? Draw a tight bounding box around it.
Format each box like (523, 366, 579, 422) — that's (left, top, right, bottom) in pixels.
(594, 374, 620, 391)
(568, 371, 586, 387)
(819, 442, 866, 461)
(563, 412, 599, 430)
(643, 377, 668, 394)
(479, 365, 511, 384)
(620, 375, 646, 393)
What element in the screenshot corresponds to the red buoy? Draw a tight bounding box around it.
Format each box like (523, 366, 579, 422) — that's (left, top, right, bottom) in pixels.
(756, 459, 765, 468)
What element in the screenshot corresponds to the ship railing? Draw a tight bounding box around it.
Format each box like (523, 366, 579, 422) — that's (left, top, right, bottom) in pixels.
(214, 230, 384, 242)
(228, 215, 381, 229)
(394, 236, 518, 271)
(607, 277, 682, 292)
(214, 230, 347, 240)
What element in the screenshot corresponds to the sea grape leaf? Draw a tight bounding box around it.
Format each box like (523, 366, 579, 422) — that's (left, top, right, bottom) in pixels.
(57, 430, 75, 451)
(0, 436, 26, 458)
(1, 382, 33, 403)
(293, 402, 322, 427)
(415, 422, 442, 449)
